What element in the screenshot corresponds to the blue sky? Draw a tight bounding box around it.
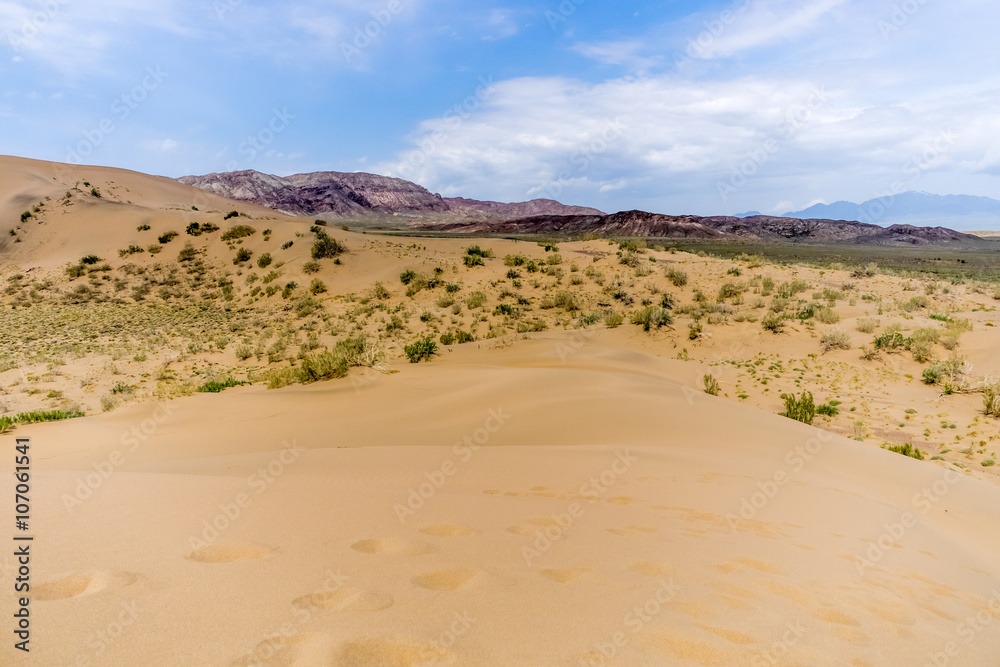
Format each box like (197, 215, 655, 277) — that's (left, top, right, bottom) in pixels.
(2, 0, 999, 216)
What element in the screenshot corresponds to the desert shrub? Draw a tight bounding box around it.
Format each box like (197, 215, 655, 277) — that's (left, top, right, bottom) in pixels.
(1, 409, 85, 433)
(619, 251, 640, 268)
(885, 443, 924, 460)
(874, 332, 908, 352)
(777, 280, 810, 299)
(547, 253, 563, 265)
(309, 279, 327, 295)
(404, 336, 437, 363)
(504, 254, 526, 267)
(177, 243, 199, 262)
(440, 332, 456, 346)
(506, 269, 521, 280)
(816, 402, 839, 416)
(703, 373, 720, 396)
(466, 291, 487, 309)
(235, 344, 253, 361)
(717, 282, 744, 301)
(118, 245, 144, 257)
(186, 222, 203, 236)
(762, 312, 785, 333)
(630, 306, 672, 332)
(234, 248, 253, 264)
(257, 253, 273, 269)
(814, 307, 840, 324)
(856, 317, 879, 333)
(781, 391, 815, 424)
(901, 295, 930, 312)
(820, 327, 851, 352)
(465, 245, 493, 258)
(66, 264, 86, 279)
(664, 268, 688, 287)
(311, 231, 346, 259)
(158, 231, 178, 244)
(224, 211, 241, 220)
(604, 311, 624, 328)
(221, 225, 256, 242)
(760, 276, 775, 296)
(148, 244, 163, 254)
(456, 330, 475, 344)
(302, 261, 321, 274)
(983, 376, 1000, 417)
(540, 291, 580, 311)
(463, 253, 485, 268)
(198, 378, 248, 393)
(80, 254, 101, 265)
(400, 269, 417, 285)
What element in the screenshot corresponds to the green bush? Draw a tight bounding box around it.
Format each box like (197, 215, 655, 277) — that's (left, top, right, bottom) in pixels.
(885, 443, 924, 460)
(762, 312, 784, 333)
(309, 279, 327, 295)
(463, 253, 485, 268)
(221, 224, 256, 241)
(118, 245, 144, 257)
(198, 378, 248, 393)
(257, 253, 273, 269)
(703, 373, 720, 396)
(440, 332, 456, 346)
(781, 391, 815, 424)
(311, 231, 346, 260)
(80, 254, 101, 265)
(665, 268, 688, 287)
(466, 292, 487, 309)
(224, 211, 241, 220)
(178, 243, 198, 262)
(874, 332, 908, 352)
(404, 336, 438, 363)
(186, 222, 203, 236)
(158, 231, 179, 244)
(630, 306, 672, 332)
(234, 248, 253, 264)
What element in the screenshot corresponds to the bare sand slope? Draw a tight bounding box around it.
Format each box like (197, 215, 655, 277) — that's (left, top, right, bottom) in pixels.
(3, 335, 999, 666)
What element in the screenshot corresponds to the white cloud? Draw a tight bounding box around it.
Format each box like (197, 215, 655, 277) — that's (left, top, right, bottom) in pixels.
(688, 0, 849, 59)
(573, 40, 661, 73)
(377, 68, 1000, 213)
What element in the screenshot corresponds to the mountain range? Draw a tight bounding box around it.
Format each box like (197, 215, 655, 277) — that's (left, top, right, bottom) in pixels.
(781, 192, 1000, 231)
(177, 169, 987, 245)
(178, 170, 604, 220)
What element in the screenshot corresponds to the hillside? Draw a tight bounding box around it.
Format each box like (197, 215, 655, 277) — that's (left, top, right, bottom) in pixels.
(178, 169, 604, 220)
(429, 209, 981, 246)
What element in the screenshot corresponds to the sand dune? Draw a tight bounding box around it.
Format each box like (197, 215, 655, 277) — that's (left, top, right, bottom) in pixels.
(2, 156, 1000, 665)
(4, 336, 1000, 665)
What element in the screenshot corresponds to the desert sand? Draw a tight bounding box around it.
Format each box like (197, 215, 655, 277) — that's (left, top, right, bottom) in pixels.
(2, 156, 1000, 665)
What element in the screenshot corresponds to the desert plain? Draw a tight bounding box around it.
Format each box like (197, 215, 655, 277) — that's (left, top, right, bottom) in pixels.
(1, 156, 1000, 665)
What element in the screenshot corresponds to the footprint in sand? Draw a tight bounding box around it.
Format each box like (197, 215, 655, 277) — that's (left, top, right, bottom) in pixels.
(233, 632, 334, 666)
(351, 537, 436, 556)
(34, 571, 138, 601)
(412, 569, 479, 592)
(337, 638, 453, 666)
(187, 543, 273, 563)
(713, 557, 786, 576)
(418, 523, 480, 538)
(292, 588, 393, 612)
(540, 569, 591, 583)
(631, 562, 675, 578)
(698, 625, 757, 645)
